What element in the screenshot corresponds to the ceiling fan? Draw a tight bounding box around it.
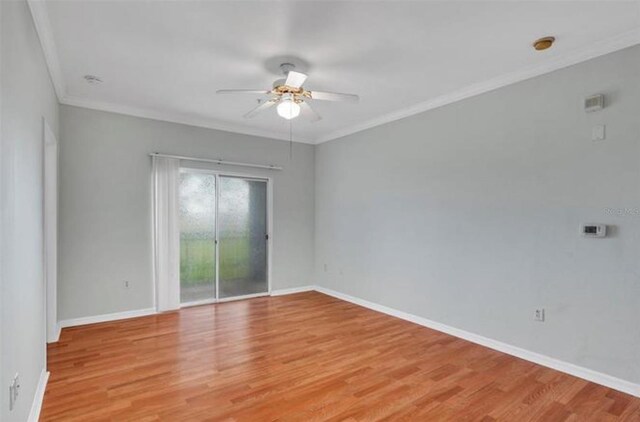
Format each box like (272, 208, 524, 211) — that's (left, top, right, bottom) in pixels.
(217, 63, 359, 121)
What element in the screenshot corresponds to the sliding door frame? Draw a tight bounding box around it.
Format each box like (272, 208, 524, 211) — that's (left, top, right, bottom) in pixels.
(178, 166, 273, 307)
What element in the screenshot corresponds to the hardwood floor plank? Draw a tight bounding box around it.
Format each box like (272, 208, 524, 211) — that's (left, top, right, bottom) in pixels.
(41, 292, 640, 421)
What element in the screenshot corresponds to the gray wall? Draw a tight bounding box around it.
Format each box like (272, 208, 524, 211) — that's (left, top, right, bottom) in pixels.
(1, 0, 60, 419)
(315, 46, 640, 384)
(59, 105, 315, 320)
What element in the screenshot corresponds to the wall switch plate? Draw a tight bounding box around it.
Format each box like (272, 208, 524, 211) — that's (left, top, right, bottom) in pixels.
(592, 125, 606, 141)
(534, 309, 545, 322)
(123, 280, 130, 289)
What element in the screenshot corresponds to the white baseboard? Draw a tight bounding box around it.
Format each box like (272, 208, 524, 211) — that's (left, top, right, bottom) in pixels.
(56, 288, 314, 330)
(55, 286, 314, 332)
(28, 369, 49, 422)
(51, 287, 639, 397)
(270, 285, 315, 296)
(47, 323, 61, 344)
(55, 287, 313, 332)
(58, 308, 157, 329)
(313, 286, 640, 398)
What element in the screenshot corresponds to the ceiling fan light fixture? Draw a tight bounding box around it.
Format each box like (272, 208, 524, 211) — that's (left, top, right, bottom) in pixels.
(277, 96, 301, 120)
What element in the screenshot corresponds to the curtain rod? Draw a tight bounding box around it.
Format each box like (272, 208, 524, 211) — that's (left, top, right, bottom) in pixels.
(149, 152, 283, 171)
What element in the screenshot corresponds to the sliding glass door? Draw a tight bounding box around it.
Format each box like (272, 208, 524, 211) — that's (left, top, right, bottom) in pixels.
(218, 177, 268, 299)
(179, 172, 217, 304)
(178, 170, 269, 305)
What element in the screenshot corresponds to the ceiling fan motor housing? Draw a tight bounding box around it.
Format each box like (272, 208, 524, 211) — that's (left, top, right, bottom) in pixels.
(280, 63, 296, 75)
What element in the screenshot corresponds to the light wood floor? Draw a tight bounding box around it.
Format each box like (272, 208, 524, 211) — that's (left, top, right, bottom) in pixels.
(42, 292, 640, 421)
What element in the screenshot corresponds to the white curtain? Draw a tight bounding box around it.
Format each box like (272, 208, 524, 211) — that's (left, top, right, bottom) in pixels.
(152, 156, 181, 312)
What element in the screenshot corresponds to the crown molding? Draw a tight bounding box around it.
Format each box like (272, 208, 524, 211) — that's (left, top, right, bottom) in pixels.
(27, 0, 66, 100)
(28, 0, 640, 146)
(60, 95, 315, 144)
(27, 0, 312, 144)
(315, 27, 640, 144)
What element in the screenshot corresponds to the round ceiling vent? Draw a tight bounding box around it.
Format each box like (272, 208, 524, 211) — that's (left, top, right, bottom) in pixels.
(533, 36, 555, 51)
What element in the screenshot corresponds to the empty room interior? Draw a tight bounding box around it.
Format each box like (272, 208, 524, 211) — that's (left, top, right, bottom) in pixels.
(3, 0, 640, 420)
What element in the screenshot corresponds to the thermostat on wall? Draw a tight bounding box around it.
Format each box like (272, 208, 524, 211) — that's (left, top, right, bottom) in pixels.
(581, 224, 607, 238)
(584, 94, 605, 112)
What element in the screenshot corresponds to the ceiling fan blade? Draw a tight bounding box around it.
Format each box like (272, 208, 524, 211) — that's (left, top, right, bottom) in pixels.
(217, 89, 271, 96)
(300, 101, 322, 122)
(285, 71, 307, 89)
(309, 91, 359, 103)
(243, 99, 277, 119)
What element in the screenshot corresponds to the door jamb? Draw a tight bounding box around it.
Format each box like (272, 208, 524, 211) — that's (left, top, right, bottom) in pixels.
(43, 118, 59, 343)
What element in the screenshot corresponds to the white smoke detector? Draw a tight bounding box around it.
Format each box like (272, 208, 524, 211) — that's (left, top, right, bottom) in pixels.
(84, 75, 103, 85)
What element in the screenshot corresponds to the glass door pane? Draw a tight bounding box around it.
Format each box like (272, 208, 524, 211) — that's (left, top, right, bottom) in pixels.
(179, 172, 216, 304)
(218, 177, 268, 298)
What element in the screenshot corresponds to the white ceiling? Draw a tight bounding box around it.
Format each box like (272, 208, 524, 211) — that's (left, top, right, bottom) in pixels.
(33, 1, 640, 144)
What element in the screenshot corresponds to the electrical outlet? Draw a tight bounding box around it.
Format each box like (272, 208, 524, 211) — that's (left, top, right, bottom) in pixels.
(534, 308, 545, 322)
(123, 280, 130, 289)
(323, 264, 328, 272)
(9, 373, 19, 411)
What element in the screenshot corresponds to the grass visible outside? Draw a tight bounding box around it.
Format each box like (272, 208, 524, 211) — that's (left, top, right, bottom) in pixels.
(180, 234, 251, 286)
